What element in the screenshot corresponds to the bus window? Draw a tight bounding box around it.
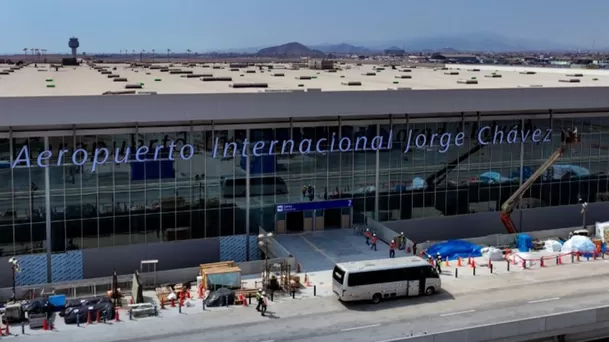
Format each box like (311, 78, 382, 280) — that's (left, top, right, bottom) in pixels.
(333, 266, 345, 285)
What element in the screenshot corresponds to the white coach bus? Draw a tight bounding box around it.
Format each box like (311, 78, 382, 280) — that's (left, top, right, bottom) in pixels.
(332, 256, 441, 304)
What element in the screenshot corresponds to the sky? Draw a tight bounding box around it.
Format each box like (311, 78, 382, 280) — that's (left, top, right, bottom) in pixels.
(1, 0, 609, 53)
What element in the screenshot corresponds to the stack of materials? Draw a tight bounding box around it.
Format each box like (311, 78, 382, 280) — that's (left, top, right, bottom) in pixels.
(199, 261, 242, 291)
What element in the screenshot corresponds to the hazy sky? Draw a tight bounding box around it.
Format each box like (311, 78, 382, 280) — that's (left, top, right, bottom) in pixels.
(1, 0, 608, 53)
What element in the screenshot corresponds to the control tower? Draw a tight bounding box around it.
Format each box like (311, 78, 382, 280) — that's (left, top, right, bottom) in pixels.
(68, 37, 80, 58)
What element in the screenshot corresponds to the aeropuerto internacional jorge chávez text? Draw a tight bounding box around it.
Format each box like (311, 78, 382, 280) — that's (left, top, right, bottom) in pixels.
(10, 125, 552, 171)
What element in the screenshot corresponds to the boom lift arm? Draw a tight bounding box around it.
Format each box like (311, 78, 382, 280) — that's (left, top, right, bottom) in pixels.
(500, 128, 579, 234)
(425, 144, 487, 188)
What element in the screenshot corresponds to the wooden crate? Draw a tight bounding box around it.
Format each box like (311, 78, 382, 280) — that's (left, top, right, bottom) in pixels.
(199, 261, 236, 275)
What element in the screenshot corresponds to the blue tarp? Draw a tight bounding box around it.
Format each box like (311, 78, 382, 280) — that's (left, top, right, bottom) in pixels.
(426, 240, 482, 260)
(516, 234, 533, 252)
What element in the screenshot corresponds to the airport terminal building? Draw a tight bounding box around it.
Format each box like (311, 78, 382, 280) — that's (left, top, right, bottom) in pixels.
(1, 62, 609, 286)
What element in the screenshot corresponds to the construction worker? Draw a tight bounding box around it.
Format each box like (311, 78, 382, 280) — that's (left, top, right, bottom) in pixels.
(364, 229, 371, 245)
(255, 289, 263, 312)
(435, 252, 442, 273)
(260, 291, 268, 316)
(370, 234, 377, 251)
(389, 240, 396, 258)
(399, 232, 406, 250)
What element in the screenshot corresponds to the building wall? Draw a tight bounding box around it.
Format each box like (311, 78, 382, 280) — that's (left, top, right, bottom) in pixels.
(1, 113, 609, 284)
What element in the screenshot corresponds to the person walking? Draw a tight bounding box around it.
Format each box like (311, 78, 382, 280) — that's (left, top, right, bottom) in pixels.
(260, 291, 269, 316)
(364, 229, 371, 245)
(389, 240, 396, 258)
(399, 232, 406, 250)
(435, 252, 442, 274)
(255, 289, 263, 312)
(370, 234, 377, 251)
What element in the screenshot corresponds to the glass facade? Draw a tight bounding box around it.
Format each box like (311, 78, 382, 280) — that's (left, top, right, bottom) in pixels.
(1, 114, 609, 257)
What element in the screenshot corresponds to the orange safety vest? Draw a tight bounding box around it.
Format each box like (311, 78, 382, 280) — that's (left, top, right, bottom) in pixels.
(371, 236, 377, 244)
(365, 231, 371, 238)
(390, 242, 396, 250)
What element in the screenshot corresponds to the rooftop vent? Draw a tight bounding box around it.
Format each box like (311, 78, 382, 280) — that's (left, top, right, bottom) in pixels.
(457, 79, 478, 84)
(160, 69, 169, 72)
(400, 69, 412, 72)
(387, 87, 413, 91)
(212, 66, 222, 69)
(468, 69, 481, 72)
(201, 77, 232, 82)
(101, 71, 112, 75)
(102, 90, 137, 95)
(0, 71, 9, 75)
(435, 67, 449, 71)
(150, 65, 162, 70)
(125, 83, 143, 89)
(261, 89, 305, 93)
(113, 78, 128, 82)
(170, 70, 193, 75)
(306, 88, 322, 92)
(375, 68, 385, 71)
(326, 69, 337, 73)
(272, 73, 285, 77)
(485, 74, 502, 78)
(559, 79, 581, 83)
(138, 91, 158, 95)
(518, 84, 543, 88)
(444, 72, 459, 75)
(295, 76, 313, 80)
(184, 74, 213, 78)
(362, 72, 376, 76)
(230, 68, 240, 72)
(395, 75, 412, 79)
(246, 70, 256, 74)
(342, 81, 362, 86)
(107, 74, 120, 78)
(519, 71, 536, 75)
(201, 65, 210, 68)
(229, 83, 268, 89)
(566, 73, 584, 77)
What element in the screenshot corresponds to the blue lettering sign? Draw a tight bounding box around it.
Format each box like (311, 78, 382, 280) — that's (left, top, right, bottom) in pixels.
(10, 126, 553, 170)
(277, 199, 353, 213)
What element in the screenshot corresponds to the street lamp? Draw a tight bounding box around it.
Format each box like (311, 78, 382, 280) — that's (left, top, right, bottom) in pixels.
(8, 257, 20, 302)
(258, 232, 273, 286)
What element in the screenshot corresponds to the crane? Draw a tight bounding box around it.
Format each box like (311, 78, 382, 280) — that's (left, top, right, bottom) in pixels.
(500, 128, 579, 234)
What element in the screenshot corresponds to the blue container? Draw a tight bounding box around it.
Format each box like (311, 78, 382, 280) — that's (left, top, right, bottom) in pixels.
(48, 294, 66, 307)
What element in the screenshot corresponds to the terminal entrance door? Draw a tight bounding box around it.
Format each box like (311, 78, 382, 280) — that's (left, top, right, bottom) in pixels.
(275, 200, 353, 234)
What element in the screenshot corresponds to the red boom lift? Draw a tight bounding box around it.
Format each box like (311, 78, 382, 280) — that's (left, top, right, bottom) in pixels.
(500, 128, 580, 234)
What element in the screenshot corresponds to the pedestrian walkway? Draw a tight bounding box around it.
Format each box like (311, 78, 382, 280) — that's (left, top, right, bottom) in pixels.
(274, 229, 391, 272)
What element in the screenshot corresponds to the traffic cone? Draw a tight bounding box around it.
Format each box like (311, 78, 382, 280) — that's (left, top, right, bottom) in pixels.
(171, 298, 176, 307)
(5, 323, 9, 335)
(197, 286, 203, 299)
(467, 256, 472, 265)
(130, 297, 134, 305)
(445, 257, 450, 267)
(42, 319, 48, 331)
(97, 310, 101, 323)
(305, 274, 311, 287)
(186, 290, 191, 299)
(470, 259, 475, 268)
(557, 255, 562, 265)
(487, 258, 492, 268)
(115, 308, 120, 322)
(160, 299, 165, 309)
(457, 257, 463, 267)
(87, 311, 92, 324)
(240, 294, 247, 307)
(540, 257, 545, 267)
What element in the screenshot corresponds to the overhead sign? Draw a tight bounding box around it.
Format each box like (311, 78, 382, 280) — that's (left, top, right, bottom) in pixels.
(276, 199, 353, 213)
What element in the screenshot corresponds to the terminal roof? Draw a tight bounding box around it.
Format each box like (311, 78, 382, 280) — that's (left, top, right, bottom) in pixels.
(2, 62, 609, 97)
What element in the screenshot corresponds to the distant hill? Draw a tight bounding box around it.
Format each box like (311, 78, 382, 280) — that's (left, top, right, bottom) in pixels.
(309, 43, 373, 54)
(256, 42, 325, 58)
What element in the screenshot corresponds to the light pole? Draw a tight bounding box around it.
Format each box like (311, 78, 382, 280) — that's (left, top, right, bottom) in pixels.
(167, 49, 171, 62)
(8, 257, 20, 302)
(258, 232, 273, 286)
(152, 49, 156, 63)
(579, 197, 588, 229)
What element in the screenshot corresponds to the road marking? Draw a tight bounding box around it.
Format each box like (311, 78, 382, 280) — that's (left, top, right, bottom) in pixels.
(440, 309, 475, 317)
(341, 324, 381, 332)
(259, 340, 275, 342)
(528, 297, 560, 304)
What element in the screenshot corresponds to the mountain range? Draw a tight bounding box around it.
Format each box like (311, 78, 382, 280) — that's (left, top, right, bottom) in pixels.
(214, 33, 603, 55)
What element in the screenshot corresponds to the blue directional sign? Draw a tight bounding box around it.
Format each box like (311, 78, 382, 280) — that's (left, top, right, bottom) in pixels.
(276, 199, 353, 213)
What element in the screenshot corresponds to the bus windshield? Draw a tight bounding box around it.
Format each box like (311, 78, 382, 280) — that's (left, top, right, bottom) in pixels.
(332, 266, 345, 285)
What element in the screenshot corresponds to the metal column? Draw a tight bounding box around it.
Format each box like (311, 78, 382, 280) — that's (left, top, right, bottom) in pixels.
(518, 119, 525, 232)
(374, 124, 380, 220)
(245, 129, 251, 261)
(44, 136, 52, 283)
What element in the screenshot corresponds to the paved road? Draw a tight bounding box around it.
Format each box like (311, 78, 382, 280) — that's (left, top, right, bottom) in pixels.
(18, 271, 609, 342)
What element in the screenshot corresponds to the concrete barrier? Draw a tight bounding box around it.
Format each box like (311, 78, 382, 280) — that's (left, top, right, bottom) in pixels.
(415, 225, 594, 252)
(391, 305, 609, 342)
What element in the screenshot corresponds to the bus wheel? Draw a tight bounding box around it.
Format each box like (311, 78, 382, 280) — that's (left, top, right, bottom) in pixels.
(425, 287, 435, 296)
(371, 293, 382, 304)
